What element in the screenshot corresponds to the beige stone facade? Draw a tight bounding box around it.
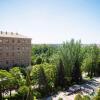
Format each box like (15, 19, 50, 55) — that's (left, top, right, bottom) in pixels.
(0, 31, 31, 69)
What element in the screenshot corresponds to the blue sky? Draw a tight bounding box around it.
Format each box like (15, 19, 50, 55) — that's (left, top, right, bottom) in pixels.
(0, 0, 100, 44)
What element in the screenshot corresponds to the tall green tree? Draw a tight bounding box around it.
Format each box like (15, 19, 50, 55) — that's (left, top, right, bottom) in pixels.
(26, 66, 33, 100)
(82, 44, 100, 78)
(60, 39, 83, 84)
(55, 59, 65, 88)
(38, 66, 48, 95)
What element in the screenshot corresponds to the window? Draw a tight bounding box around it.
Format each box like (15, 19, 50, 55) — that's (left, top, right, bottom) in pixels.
(0, 47, 2, 50)
(22, 40, 25, 43)
(22, 47, 25, 50)
(12, 52, 14, 56)
(0, 39, 2, 43)
(25, 40, 28, 43)
(0, 61, 2, 66)
(12, 60, 14, 64)
(18, 40, 20, 43)
(4, 39, 9, 43)
(22, 52, 25, 55)
(6, 53, 9, 56)
(17, 47, 20, 50)
(17, 52, 20, 56)
(6, 60, 9, 64)
(5, 46, 9, 50)
(26, 47, 29, 50)
(12, 46, 14, 50)
(12, 39, 15, 43)
(6, 39, 9, 43)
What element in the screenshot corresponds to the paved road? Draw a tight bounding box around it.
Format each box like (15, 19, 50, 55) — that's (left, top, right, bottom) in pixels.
(46, 77, 100, 100)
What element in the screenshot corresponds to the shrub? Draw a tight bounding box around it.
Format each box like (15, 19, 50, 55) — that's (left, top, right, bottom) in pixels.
(34, 96, 38, 100)
(18, 85, 29, 95)
(35, 57, 42, 64)
(33, 91, 41, 98)
(93, 96, 100, 100)
(82, 95, 90, 100)
(58, 97, 63, 100)
(97, 88, 100, 96)
(17, 85, 29, 100)
(74, 94, 82, 100)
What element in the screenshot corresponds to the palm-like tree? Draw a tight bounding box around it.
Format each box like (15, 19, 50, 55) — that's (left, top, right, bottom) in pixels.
(26, 66, 33, 100)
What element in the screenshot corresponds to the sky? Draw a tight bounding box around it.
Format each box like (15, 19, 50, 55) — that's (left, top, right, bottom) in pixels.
(0, 0, 100, 44)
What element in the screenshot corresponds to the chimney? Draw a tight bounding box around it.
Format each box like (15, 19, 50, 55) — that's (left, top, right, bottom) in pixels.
(16, 33, 18, 35)
(1, 31, 2, 34)
(6, 31, 7, 34)
(11, 32, 13, 35)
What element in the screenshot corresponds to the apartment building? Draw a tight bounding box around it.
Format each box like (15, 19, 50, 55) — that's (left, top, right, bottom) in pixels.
(0, 31, 31, 69)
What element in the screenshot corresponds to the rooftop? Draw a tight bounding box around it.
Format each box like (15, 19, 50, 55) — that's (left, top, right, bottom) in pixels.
(0, 31, 29, 39)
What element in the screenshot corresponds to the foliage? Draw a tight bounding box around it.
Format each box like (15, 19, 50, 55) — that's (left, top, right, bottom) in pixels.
(31, 44, 59, 65)
(74, 93, 82, 100)
(97, 88, 100, 96)
(10, 67, 25, 86)
(33, 91, 41, 98)
(35, 57, 42, 64)
(31, 63, 56, 86)
(55, 59, 66, 88)
(0, 69, 15, 99)
(26, 66, 33, 100)
(17, 85, 29, 100)
(38, 66, 48, 95)
(92, 96, 100, 100)
(0, 40, 100, 99)
(58, 97, 63, 100)
(31, 63, 56, 95)
(81, 45, 100, 78)
(18, 85, 29, 95)
(60, 39, 83, 84)
(34, 96, 38, 100)
(82, 95, 91, 100)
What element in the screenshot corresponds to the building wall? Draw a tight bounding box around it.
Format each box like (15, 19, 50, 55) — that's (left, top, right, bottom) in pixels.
(0, 37, 31, 69)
